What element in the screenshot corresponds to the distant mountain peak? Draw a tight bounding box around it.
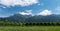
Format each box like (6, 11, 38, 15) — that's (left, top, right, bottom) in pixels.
(0, 14, 60, 22)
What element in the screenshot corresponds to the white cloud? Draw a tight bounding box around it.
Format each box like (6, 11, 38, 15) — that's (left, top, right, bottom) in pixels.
(37, 10, 52, 16)
(0, 0, 38, 7)
(19, 10, 33, 16)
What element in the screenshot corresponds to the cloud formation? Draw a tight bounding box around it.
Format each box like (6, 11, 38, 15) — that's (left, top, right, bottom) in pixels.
(37, 10, 52, 16)
(19, 10, 33, 15)
(0, 0, 38, 7)
(19, 10, 52, 16)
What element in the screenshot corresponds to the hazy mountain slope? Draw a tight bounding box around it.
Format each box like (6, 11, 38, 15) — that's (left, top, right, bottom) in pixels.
(0, 14, 60, 22)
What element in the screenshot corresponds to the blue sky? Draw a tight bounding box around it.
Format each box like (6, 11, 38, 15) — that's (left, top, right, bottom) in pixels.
(0, 0, 60, 17)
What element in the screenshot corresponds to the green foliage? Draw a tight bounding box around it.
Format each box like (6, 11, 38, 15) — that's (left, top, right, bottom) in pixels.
(0, 20, 60, 26)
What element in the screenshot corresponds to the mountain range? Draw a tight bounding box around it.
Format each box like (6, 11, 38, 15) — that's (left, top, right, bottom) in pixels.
(0, 14, 60, 22)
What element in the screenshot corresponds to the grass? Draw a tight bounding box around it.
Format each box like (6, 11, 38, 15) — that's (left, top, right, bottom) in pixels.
(0, 26, 60, 31)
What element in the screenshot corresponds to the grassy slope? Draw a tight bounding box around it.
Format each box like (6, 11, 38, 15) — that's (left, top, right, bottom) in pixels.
(0, 26, 60, 31)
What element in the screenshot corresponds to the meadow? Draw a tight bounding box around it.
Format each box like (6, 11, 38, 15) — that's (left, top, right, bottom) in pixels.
(0, 26, 60, 31)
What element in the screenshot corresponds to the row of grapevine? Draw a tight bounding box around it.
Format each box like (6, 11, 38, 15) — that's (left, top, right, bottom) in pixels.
(24, 22, 60, 26)
(0, 17, 60, 26)
(0, 21, 60, 26)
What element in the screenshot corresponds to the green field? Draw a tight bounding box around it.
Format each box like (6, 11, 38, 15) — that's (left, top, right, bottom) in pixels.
(0, 26, 60, 31)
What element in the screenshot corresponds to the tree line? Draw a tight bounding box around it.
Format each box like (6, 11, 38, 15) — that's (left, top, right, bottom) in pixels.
(0, 21, 60, 26)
